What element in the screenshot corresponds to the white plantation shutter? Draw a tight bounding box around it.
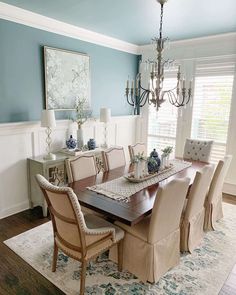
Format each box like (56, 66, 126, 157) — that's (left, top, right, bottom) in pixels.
(148, 71, 178, 156)
(191, 60, 235, 163)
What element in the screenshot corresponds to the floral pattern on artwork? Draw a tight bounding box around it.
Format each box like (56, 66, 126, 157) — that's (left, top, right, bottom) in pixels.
(44, 47, 90, 110)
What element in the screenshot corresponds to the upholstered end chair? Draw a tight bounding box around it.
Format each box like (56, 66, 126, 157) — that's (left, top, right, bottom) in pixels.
(183, 138, 213, 162)
(180, 164, 215, 253)
(128, 143, 146, 162)
(36, 174, 124, 295)
(204, 155, 232, 231)
(102, 147, 126, 171)
(109, 178, 190, 283)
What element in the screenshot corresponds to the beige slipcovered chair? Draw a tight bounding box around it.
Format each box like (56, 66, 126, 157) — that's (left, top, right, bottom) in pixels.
(102, 147, 126, 171)
(65, 155, 97, 184)
(128, 142, 146, 162)
(180, 164, 215, 253)
(109, 178, 190, 283)
(204, 155, 232, 231)
(36, 174, 124, 295)
(183, 138, 213, 163)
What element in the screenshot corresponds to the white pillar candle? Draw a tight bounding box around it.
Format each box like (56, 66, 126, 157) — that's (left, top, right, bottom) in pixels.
(189, 79, 192, 89)
(151, 63, 154, 73)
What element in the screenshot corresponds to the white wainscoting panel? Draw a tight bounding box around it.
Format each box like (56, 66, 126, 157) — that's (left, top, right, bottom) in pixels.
(0, 116, 140, 219)
(0, 131, 33, 218)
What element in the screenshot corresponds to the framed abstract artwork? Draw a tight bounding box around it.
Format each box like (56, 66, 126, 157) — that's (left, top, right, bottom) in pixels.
(44, 46, 90, 110)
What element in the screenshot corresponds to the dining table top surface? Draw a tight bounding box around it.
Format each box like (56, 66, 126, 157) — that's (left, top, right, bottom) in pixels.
(68, 159, 206, 226)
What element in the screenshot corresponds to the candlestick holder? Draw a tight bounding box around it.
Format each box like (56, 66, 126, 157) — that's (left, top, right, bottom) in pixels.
(126, 66, 192, 113)
(126, 75, 149, 115)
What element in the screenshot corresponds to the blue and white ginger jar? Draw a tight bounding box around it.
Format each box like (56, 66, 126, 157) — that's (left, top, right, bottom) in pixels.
(66, 135, 77, 150)
(87, 138, 96, 150)
(148, 149, 161, 173)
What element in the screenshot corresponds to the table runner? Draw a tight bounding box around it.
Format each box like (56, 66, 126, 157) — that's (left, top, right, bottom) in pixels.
(87, 159, 192, 202)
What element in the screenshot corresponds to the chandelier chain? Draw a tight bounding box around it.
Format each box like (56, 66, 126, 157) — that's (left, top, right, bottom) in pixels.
(159, 4, 164, 39)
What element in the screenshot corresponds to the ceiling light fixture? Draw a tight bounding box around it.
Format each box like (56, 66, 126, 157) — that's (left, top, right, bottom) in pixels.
(126, 0, 192, 114)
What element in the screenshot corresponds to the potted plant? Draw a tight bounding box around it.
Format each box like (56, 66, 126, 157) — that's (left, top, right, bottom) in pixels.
(161, 146, 173, 167)
(132, 152, 147, 179)
(72, 98, 92, 149)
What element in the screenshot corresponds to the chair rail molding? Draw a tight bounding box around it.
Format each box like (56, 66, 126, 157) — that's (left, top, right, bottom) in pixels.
(0, 116, 141, 219)
(0, 2, 139, 55)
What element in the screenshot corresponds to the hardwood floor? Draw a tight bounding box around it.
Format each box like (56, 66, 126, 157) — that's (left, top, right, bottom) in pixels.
(0, 196, 235, 295)
(0, 207, 64, 295)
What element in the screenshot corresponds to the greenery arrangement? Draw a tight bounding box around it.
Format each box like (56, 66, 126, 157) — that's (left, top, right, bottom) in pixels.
(132, 152, 147, 163)
(73, 98, 92, 129)
(161, 146, 173, 156)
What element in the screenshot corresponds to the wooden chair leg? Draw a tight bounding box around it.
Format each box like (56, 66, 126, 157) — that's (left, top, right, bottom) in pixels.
(52, 242, 58, 272)
(80, 260, 87, 295)
(117, 240, 123, 272)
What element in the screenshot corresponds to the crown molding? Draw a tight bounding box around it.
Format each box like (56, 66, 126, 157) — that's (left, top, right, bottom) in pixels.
(170, 32, 236, 45)
(0, 2, 235, 56)
(139, 32, 236, 53)
(0, 2, 139, 55)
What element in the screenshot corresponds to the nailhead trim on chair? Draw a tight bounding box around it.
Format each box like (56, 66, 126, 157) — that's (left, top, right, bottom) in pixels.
(36, 174, 117, 241)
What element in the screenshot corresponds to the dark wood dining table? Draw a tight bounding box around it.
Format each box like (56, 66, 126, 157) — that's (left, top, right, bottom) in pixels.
(69, 160, 206, 226)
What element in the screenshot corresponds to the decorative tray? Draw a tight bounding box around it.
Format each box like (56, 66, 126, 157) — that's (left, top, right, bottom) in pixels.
(60, 148, 83, 156)
(124, 164, 174, 183)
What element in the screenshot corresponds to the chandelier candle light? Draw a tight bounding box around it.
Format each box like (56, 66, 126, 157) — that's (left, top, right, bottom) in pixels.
(100, 108, 111, 148)
(126, 0, 192, 112)
(126, 77, 149, 115)
(41, 109, 56, 160)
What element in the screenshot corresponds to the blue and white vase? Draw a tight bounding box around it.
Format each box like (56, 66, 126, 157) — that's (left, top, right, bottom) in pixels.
(147, 149, 161, 173)
(66, 135, 77, 150)
(87, 138, 96, 150)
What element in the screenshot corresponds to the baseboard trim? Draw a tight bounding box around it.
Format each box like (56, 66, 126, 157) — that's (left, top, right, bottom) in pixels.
(0, 201, 30, 219)
(223, 182, 236, 196)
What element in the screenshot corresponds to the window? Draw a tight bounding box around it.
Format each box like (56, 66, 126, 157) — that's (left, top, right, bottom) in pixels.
(148, 76, 178, 156)
(191, 60, 235, 163)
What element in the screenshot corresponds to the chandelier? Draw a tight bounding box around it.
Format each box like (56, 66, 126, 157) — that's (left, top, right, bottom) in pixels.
(126, 0, 192, 114)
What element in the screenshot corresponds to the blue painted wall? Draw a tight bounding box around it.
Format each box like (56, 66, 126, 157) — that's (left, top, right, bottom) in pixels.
(0, 19, 139, 123)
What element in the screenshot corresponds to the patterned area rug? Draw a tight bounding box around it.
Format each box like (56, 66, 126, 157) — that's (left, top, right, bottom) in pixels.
(4, 203, 236, 295)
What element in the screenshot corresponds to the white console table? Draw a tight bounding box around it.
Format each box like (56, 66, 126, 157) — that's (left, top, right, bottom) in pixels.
(27, 149, 104, 217)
